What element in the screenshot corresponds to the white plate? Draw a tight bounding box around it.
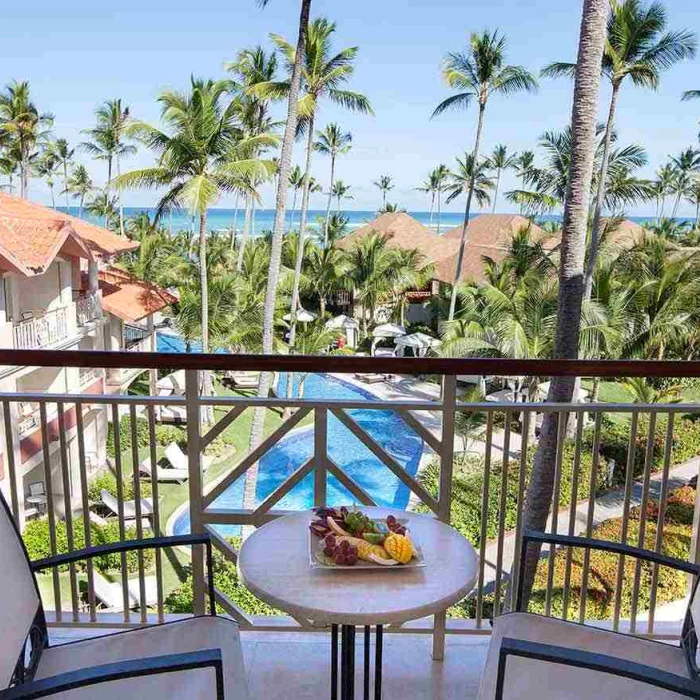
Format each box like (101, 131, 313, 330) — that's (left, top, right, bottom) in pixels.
(309, 519, 426, 570)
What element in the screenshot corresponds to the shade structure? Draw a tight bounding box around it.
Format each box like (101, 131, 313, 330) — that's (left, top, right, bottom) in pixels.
(371, 323, 406, 338)
(283, 308, 318, 323)
(395, 332, 441, 358)
(325, 314, 360, 330)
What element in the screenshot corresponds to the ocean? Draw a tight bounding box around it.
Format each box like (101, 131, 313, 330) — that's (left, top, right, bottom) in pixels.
(61, 207, 679, 237)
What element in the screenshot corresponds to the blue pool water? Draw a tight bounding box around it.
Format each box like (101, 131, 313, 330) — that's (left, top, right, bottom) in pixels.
(172, 373, 425, 537)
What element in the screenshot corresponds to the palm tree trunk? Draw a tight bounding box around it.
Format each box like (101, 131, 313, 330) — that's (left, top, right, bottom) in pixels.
(517, 0, 609, 611)
(289, 188, 299, 232)
(229, 192, 240, 251)
(323, 154, 336, 246)
(437, 189, 442, 236)
(199, 209, 213, 424)
(105, 157, 113, 229)
(695, 199, 700, 230)
(672, 190, 683, 218)
(79, 194, 84, 219)
(248, 0, 312, 501)
(448, 101, 486, 321)
(428, 193, 435, 227)
(237, 194, 253, 272)
(117, 155, 125, 237)
(583, 80, 620, 300)
(63, 163, 70, 211)
(288, 113, 316, 350)
(49, 184, 55, 210)
(492, 168, 501, 213)
(382, 191, 387, 209)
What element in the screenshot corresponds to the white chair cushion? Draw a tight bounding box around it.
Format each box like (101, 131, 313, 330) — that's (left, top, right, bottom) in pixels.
(477, 612, 690, 699)
(36, 616, 248, 700)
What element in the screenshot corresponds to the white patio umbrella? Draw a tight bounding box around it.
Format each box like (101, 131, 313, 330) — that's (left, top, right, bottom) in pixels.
(395, 332, 441, 358)
(283, 308, 318, 323)
(371, 323, 406, 338)
(325, 314, 360, 330)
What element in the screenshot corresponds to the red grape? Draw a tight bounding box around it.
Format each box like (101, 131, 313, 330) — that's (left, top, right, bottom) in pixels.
(323, 546, 335, 557)
(346, 554, 358, 565)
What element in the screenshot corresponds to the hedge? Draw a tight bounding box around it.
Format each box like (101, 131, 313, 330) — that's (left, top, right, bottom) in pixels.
(23, 517, 154, 574)
(448, 485, 694, 621)
(107, 415, 228, 459)
(165, 537, 280, 616)
(87, 470, 152, 502)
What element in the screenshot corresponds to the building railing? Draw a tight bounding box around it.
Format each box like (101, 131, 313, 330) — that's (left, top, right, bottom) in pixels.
(75, 293, 100, 327)
(1, 351, 699, 653)
(12, 307, 69, 349)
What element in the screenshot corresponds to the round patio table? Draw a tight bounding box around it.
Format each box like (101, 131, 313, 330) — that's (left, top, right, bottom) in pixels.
(238, 507, 478, 700)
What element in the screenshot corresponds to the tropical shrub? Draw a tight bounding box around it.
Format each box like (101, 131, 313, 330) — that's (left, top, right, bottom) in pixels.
(87, 470, 152, 502)
(23, 517, 154, 574)
(164, 537, 280, 616)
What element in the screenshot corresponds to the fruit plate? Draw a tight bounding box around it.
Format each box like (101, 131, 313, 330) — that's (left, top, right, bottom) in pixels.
(309, 519, 426, 570)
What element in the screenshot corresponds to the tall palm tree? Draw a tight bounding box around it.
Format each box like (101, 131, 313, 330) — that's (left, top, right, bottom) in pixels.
(255, 16, 372, 352)
(81, 99, 136, 234)
(432, 30, 538, 320)
(62, 164, 93, 218)
(331, 180, 353, 212)
(669, 147, 700, 216)
(444, 153, 495, 210)
(415, 172, 439, 225)
(513, 150, 535, 214)
(116, 78, 275, 402)
(373, 175, 393, 209)
(653, 162, 676, 220)
(543, 0, 697, 298)
(304, 243, 350, 316)
(287, 164, 304, 230)
(53, 138, 74, 211)
(487, 144, 517, 212)
(315, 123, 352, 244)
(86, 189, 119, 229)
(0, 80, 54, 197)
(433, 164, 450, 235)
(519, 0, 609, 609)
(35, 146, 59, 209)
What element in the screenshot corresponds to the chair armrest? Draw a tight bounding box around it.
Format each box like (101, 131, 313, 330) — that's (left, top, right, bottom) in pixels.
(495, 637, 700, 700)
(515, 530, 700, 612)
(0, 649, 224, 700)
(31, 534, 217, 615)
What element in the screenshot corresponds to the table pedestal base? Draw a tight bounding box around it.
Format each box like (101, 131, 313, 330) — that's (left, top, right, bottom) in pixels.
(331, 624, 383, 700)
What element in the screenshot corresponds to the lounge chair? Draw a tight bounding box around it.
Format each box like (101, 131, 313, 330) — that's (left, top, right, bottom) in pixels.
(224, 370, 260, 389)
(354, 372, 387, 384)
(156, 369, 186, 396)
(92, 570, 158, 612)
(100, 489, 153, 525)
(155, 404, 188, 423)
(0, 488, 248, 700)
(476, 530, 700, 699)
(139, 442, 213, 483)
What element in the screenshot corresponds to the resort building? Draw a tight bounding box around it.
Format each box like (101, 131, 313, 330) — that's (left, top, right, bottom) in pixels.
(0, 192, 172, 527)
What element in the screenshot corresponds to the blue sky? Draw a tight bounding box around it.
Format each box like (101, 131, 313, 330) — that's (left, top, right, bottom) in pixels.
(2, 0, 699, 215)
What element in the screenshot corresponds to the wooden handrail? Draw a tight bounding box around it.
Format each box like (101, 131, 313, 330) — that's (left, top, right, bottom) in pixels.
(0, 348, 699, 377)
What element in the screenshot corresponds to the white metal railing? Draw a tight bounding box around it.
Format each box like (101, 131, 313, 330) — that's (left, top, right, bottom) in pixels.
(12, 307, 69, 349)
(76, 293, 99, 327)
(124, 325, 150, 348)
(1, 362, 699, 655)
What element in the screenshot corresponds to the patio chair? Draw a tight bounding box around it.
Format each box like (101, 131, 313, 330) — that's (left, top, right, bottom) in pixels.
(223, 371, 260, 389)
(0, 489, 248, 700)
(100, 489, 153, 525)
(354, 372, 387, 384)
(477, 530, 700, 699)
(91, 570, 159, 613)
(139, 443, 213, 483)
(155, 404, 188, 424)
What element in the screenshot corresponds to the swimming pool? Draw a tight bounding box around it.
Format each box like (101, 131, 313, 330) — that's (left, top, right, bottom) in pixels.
(172, 372, 425, 537)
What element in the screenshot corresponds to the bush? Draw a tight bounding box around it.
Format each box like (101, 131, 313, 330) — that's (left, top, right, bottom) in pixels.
(23, 517, 154, 574)
(165, 537, 280, 616)
(87, 470, 152, 502)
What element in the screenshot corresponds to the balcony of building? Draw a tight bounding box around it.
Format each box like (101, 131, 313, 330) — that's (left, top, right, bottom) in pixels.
(1, 351, 700, 699)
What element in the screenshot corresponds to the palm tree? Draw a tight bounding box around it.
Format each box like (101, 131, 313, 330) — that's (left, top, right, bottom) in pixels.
(432, 30, 538, 320)
(304, 243, 350, 316)
(314, 123, 352, 244)
(686, 178, 700, 229)
(512, 150, 536, 214)
(255, 16, 372, 353)
(682, 89, 700, 141)
(35, 146, 59, 209)
(519, 0, 609, 609)
(415, 172, 439, 226)
(331, 180, 353, 212)
(53, 138, 74, 211)
(81, 100, 136, 233)
(669, 147, 700, 217)
(444, 153, 495, 210)
(62, 164, 93, 218)
(0, 80, 54, 197)
(433, 164, 450, 235)
(86, 190, 119, 229)
(653, 163, 676, 221)
(287, 164, 304, 230)
(325, 212, 350, 244)
(116, 78, 275, 410)
(543, 0, 697, 298)
(487, 144, 517, 212)
(373, 175, 393, 209)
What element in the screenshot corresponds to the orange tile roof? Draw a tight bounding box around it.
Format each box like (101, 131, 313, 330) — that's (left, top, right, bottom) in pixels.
(98, 266, 177, 323)
(0, 192, 137, 268)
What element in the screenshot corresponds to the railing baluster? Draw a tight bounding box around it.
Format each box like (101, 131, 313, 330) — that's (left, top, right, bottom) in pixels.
(510, 409, 530, 612)
(493, 410, 512, 618)
(562, 411, 585, 621)
(314, 407, 328, 507)
(129, 404, 148, 623)
(147, 404, 165, 623)
(545, 411, 566, 618)
(648, 412, 675, 635)
(613, 411, 639, 631)
(630, 410, 657, 633)
(39, 402, 61, 620)
(475, 411, 494, 628)
(110, 402, 130, 622)
(76, 402, 97, 622)
(57, 403, 79, 621)
(579, 412, 601, 624)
